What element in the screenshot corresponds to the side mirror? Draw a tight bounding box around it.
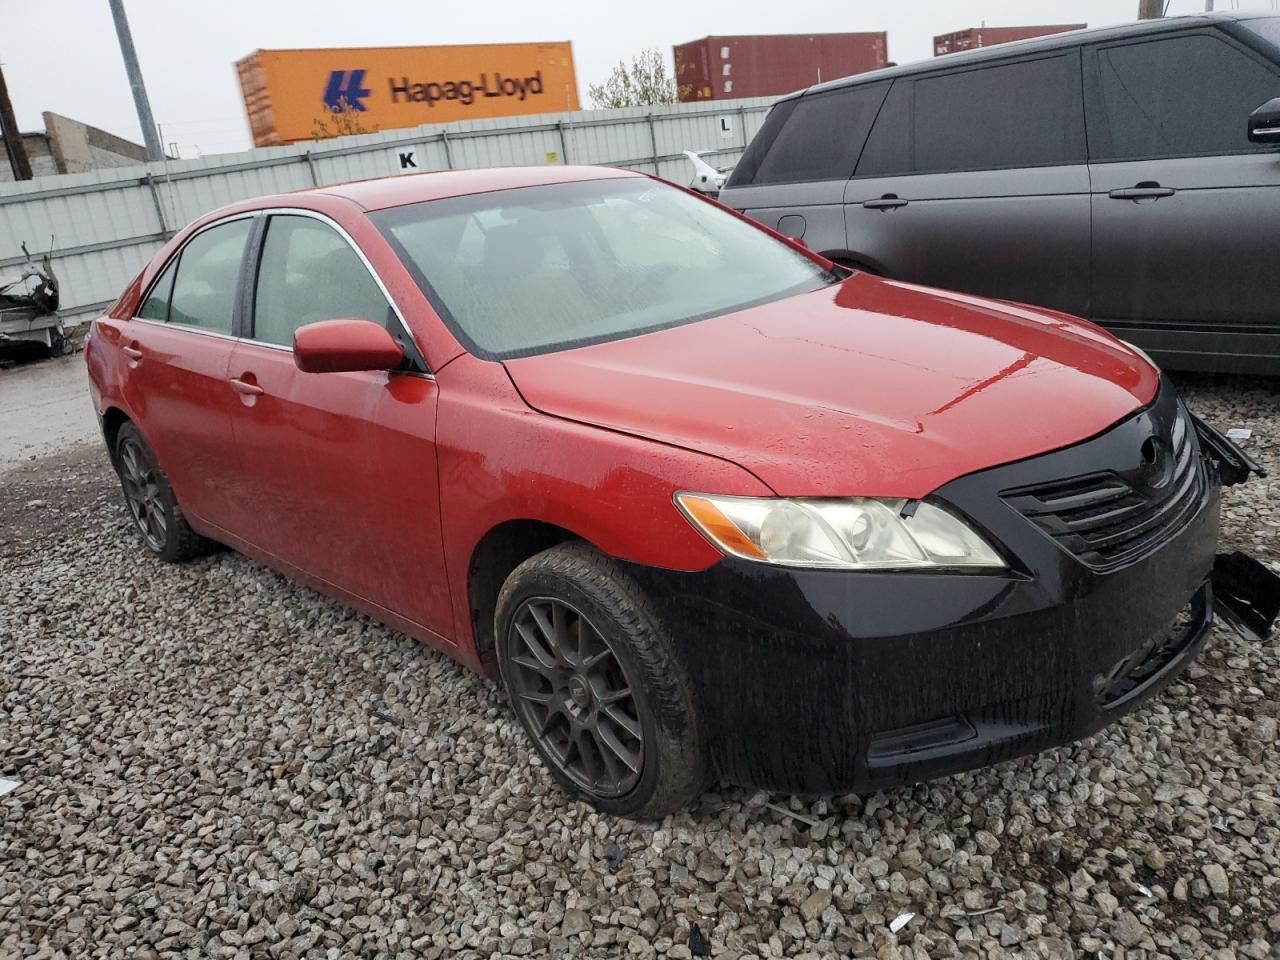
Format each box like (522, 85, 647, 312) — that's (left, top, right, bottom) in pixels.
(293, 318, 405, 374)
(1248, 97, 1280, 144)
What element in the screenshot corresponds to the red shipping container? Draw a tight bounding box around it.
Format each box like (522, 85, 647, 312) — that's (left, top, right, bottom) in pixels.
(674, 33, 888, 102)
(933, 25, 1086, 57)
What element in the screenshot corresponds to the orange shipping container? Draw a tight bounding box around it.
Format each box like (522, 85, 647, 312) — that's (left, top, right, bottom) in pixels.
(236, 42, 579, 146)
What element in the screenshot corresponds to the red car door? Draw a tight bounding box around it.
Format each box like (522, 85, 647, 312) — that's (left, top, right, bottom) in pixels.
(116, 216, 254, 530)
(223, 212, 452, 639)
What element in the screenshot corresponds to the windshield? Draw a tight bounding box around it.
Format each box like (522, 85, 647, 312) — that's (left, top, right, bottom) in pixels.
(1244, 17, 1280, 49)
(371, 176, 835, 359)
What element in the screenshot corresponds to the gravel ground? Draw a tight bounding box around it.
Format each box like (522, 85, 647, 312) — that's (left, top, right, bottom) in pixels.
(1, 373, 1278, 960)
(0, 352, 98, 473)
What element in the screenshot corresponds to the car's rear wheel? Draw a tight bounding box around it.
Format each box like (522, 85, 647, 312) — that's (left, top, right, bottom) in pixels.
(113, 422, 214, 562)
(495, 542, 708, 817)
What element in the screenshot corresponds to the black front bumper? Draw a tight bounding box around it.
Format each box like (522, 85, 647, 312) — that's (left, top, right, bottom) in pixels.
(630, 381, 1230, 794)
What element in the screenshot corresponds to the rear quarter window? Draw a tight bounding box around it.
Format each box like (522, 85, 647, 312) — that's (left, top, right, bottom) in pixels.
(725, 98, 798, 188)
(137, 259, 177, 321)
(747, 82, 890, 185)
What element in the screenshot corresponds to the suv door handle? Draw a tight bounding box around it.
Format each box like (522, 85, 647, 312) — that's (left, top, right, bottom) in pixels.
(228, 377, 264, 397)
(122, 345, 143, 361)
(863, 195, 909, 210)
(1109, 183, 1176, 201)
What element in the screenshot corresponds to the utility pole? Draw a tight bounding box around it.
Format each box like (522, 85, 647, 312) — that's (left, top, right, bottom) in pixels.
(107, 0, 163, 161)
(1138, 0, 1164, 18)
(0, 64, 33, 181)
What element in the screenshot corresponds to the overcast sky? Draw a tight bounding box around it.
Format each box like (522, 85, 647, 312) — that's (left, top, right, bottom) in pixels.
(1, 0, 1264, 158)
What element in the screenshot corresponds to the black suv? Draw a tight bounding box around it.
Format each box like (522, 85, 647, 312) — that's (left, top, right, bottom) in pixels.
(720, 13, 1280, 374)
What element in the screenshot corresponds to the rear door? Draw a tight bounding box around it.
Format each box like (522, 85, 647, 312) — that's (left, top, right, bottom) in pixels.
(844, 51, 1092, 316)
(225, 211, 452, 637)
(1085, 27, 1280, 366)
(119, 216, 253, 529)
(718, 83, 889, 258)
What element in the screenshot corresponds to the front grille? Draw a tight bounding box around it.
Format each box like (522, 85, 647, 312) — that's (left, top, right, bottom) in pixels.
(1002, 410, 1203, 571)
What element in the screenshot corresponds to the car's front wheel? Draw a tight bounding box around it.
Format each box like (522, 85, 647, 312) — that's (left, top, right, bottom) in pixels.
(495, 542, 709, 817)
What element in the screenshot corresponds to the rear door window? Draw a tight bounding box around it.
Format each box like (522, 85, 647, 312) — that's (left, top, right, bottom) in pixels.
(1089, 32, 1280, 160)
(912, 55, 1083, 172)
(168, 219, 252, 334)
(746, 82, 891, 185)
(252, 215, 391, 347)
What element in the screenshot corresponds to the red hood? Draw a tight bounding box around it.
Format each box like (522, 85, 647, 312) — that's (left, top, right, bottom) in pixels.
(503, 274, 1160, 498)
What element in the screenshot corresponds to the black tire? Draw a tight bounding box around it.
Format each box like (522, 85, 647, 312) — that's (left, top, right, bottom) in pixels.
(113, 422, 215, 562)
(495, 542, 709, 818)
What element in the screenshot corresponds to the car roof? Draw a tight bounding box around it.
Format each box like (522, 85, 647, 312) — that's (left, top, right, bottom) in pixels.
(798, 12, 1275, 100)
(303, 164, 641, 211)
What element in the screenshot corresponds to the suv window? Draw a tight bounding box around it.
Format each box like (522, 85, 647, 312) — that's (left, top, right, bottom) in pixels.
(253, 215, 391, 347)
(1091, 32, 1280, 160)
(725, 98, 798, 188)
(855, 80, 912, 176)
(745, 82, 890, 185)
(168, 219, 252, 334)
(913, 56, 1081, 172)
(137, 259, 177, 321)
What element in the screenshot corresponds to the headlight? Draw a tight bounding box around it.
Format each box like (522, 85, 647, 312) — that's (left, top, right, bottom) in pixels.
(1121, 339, 1159, 371)
(675, 494, 1005, 570)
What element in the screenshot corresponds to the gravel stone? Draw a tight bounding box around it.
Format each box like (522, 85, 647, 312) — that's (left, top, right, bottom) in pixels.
(1203, 863, 1230, 897)
(800, 888, 832, 922)
(2, 372, 1278, 958)
(1111, 909, 1147, 948)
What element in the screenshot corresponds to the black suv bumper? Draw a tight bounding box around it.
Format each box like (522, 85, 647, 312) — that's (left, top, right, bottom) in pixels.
(629, 380, 1245, 794)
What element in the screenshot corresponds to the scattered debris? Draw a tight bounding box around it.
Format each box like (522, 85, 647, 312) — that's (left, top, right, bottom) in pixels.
(889, 912, 916, 933)
(765, 800, 821, 828)
(1226, 427, 1253, 441)
(602, 841, 627, 871)
(966, 905, 1005, 917)
(688, 926, 712, 957)
(0, 777, 20, 796)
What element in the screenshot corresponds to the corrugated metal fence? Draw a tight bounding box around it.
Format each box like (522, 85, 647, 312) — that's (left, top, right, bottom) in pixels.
(0, 97, 775, 324)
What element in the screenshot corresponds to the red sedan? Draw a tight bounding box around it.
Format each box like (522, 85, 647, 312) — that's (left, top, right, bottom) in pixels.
(85, 166, 1275, 816)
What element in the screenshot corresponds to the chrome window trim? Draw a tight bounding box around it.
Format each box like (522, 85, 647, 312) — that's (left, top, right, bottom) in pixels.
(130, 206, 434, 378)
(131, 315, 242, 343)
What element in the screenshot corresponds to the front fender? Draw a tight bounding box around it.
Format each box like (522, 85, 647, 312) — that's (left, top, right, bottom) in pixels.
(434, 354, 769, 651)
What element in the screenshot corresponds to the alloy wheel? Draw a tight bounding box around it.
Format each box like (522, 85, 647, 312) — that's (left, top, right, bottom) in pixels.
(118, 438, 167, 552)
(506, 597, 644, 798)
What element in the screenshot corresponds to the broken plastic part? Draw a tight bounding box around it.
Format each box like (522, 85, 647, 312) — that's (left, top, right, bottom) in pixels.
(1212, 552, 1280, 643)
(1191, 413, 1265, 486)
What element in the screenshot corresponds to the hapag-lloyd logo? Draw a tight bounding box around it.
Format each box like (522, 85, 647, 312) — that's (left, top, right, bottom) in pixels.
(324, 70, 371, 112)
(388, 71, 545, 108)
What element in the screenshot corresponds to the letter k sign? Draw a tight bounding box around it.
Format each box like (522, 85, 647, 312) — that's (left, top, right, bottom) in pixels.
(323, 70, 371, 112)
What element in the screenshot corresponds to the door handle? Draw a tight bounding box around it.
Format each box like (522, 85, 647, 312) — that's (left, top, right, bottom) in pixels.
(122, 345, 142, 360)
(863, 195, 909, 210)
(1109, 183, 1175, 201)
(228, 377, 264, 397)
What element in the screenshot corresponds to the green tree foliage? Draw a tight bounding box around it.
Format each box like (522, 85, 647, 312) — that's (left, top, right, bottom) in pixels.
(588, 49, 690, 108)
(311, 98, 378, 142)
